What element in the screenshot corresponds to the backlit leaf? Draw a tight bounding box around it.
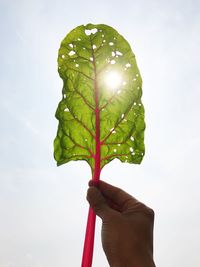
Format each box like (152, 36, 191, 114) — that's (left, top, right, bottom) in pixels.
(54, 23, 145, 173)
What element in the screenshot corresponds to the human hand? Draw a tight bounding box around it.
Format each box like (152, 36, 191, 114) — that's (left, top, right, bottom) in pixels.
(87, 180, 155, 267)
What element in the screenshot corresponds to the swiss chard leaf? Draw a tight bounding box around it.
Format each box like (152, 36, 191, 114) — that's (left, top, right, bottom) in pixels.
(54, 23, 145, 173)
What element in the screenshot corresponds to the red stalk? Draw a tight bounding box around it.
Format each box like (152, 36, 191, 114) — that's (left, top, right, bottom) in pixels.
(81, 207, 96, 267)
(81, 139, 100, 267)
(81, 41, 101, 267)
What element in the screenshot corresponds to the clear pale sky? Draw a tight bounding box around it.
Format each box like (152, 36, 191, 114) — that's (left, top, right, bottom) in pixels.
(0, 0, 200, 266)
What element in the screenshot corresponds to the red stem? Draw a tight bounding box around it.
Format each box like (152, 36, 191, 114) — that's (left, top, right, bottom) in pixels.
(81, 207, 96, 267)
(81, 122, 100, 267)
(81, 38, 101, 267)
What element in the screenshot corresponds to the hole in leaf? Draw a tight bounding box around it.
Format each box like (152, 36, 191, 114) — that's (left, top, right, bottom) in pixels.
(77, 38, 81, 41)
(75, 63, 79, 67)
(109, 42, 114, 46)
(90, 57, 93, 62)
(110, 128, 114, 132)
(130, 147, 134, 152)
(91, 28, 97, 34)
(83, 47, 86, 50)
(64, 108, 69, 112)
(118, 144, 121, 146)
(92, 44, 97, 49)
(114, 149, 117, 152)
(69, 51, 76, 56)
(112, 130, 116, 134)
(85, 29, 91, 36)
(116, 51, 123, 56)
(130, 136, 134, 141)
(125, 63, 131, 68)
(121, 114, 125, 119)
(103, 40, 106, 43)
(85, 28, 98, 35)
(136, 73, 139, 77)
(85, 138, 88, 141)
(69, 43, 73, 48)
(62, 54, 65, 58)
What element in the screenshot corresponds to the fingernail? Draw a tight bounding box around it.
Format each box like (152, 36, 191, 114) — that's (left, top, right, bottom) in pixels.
(88, 180, 99, 187)
(88, 180, 94, 187)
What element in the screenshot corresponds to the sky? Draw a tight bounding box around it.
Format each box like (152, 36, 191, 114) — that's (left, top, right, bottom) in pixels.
(0, 0, 200, 266)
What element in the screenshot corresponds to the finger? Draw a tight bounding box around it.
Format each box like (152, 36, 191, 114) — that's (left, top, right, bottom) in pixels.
(88, 180, 95, 186)
(88, 180, 122, 212)
(87, 186, 115, 220)
(97, 180, 140, 211)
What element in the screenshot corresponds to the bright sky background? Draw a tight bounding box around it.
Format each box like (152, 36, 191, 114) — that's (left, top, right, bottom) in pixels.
(0, 0, 200, 266)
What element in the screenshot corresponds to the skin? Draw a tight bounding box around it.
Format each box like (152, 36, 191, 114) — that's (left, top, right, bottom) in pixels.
(87, 180, 156, 267)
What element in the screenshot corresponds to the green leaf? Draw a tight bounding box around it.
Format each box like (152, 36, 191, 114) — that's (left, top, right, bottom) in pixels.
(54, 23, 145, 173)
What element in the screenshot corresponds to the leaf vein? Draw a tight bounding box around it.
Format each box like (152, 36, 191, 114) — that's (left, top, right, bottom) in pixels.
(101, 153, 131, 161)
(101, 99, 135, 144)
(74, 88, 95, 110)
(68, 108, 95, 139)
(67, 67, 94, 81)
(64, 133, 94, 157)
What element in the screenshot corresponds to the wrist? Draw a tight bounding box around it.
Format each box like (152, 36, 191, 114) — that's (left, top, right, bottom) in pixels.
(111, 259, 155, 267)
(109, 250, 155, 267)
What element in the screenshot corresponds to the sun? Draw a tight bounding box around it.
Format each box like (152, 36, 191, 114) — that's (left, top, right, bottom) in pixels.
(104, 71, 122, 91)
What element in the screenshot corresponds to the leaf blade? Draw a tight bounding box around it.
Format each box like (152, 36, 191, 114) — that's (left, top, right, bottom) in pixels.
(54, 23, 145, 171)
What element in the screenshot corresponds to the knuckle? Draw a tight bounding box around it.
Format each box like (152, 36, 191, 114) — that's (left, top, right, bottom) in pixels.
(145, 207, 155, 221)
(92, 195, 106, 212)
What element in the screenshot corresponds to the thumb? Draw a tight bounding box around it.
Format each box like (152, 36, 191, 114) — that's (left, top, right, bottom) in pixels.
(87, 186, 113, 220)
